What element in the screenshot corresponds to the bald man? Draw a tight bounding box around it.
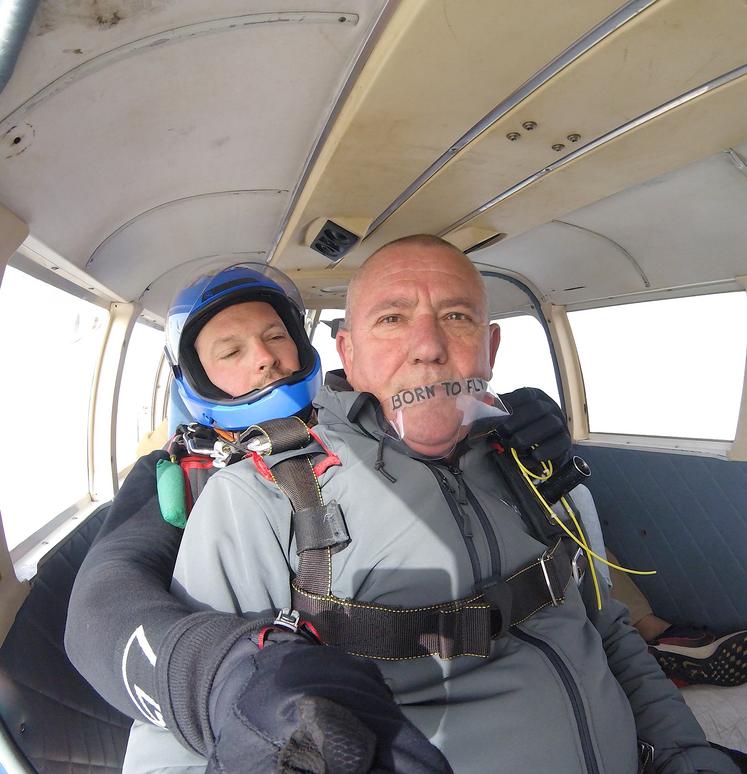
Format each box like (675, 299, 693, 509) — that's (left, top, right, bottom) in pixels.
(127, 236, 735, 774)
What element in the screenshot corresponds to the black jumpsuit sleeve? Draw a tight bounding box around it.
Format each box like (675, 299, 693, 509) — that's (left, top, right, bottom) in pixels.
(64, 450, 255, 755)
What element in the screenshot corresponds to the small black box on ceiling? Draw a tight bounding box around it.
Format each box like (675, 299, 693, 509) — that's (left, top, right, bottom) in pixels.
(310, 220, 359, 261)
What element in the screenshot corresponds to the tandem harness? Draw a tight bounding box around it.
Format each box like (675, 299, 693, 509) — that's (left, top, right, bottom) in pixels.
(245, 417, 590, 662)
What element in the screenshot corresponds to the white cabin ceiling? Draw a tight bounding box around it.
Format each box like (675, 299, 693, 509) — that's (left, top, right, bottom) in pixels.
(471, 142, 747, 306)
(0, 0, 388, 317)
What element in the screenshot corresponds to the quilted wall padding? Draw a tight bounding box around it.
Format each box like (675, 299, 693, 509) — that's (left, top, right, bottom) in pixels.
(0, 504, 130, 773)
(578, 445, 747, 634)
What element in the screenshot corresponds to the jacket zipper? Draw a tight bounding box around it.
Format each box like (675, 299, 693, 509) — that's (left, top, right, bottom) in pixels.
(427, 465, 482, 586)
(514, 629, 600, 774)
(455, 470, 501, 578)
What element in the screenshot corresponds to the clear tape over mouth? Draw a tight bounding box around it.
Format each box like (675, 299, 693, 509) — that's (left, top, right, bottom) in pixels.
(384, 377, 511, 458)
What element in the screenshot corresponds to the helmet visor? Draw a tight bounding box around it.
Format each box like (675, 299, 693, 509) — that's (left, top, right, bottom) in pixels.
(166, 260, 304, 364)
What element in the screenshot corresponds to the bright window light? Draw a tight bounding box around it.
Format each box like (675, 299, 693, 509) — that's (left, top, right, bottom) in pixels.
(569, 292, 747, 439)
(0, 267, 108, 549)
(489, 315, 561, 405)
(311, 309, 343, 376)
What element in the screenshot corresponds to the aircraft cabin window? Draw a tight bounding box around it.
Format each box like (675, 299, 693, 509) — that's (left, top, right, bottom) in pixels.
(116, 321, 167, 471)
(0, 266, 108, 549)
(489, 314, 561, 406)
(569, 292, 747, 440)
(310, 309, 344, 376)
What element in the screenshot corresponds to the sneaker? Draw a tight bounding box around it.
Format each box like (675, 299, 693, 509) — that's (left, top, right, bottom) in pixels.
(650, 629, 747, 687)
(649, 625, 715, 649)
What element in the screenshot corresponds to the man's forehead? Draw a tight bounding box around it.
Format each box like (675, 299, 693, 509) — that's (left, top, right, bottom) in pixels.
(197, 302, 285, 341)
(364, 244, 479, 285)
(358, 258, 483, 305)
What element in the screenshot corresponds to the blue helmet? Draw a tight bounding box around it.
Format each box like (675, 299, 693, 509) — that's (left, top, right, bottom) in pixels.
(165, 262, 322, 431)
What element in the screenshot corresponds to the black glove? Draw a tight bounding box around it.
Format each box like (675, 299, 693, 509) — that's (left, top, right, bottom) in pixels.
(498, 387, 571, 473)
(207, 635, 452, 774)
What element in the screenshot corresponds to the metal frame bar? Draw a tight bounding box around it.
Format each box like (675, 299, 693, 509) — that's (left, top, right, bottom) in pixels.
(366, 0, 657, 236)
(440, 64, 747, 236)
(87, 301, 141, 502)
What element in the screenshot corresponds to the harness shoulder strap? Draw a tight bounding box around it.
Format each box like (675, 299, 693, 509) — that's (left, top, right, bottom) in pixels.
(249, 418, 347, 596)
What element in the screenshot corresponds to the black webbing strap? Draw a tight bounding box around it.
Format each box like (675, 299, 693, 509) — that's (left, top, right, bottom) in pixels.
(247, 416, 311, 454)
(291, 538, 573, 660)
(250, 419, 340, 596)
(268, 455, 333, 596)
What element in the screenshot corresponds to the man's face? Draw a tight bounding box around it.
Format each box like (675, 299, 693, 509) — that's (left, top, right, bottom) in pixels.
(337, 243, 500, 456)
(194, 301, 300, 397)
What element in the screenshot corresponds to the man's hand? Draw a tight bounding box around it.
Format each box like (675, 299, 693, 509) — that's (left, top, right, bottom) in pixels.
(498, 387, 571, 474)
(207, 636, 452, 774)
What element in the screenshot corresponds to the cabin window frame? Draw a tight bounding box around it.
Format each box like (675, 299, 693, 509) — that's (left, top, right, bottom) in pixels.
(480, 270, 567, 414)
(566, 285, 747, 460)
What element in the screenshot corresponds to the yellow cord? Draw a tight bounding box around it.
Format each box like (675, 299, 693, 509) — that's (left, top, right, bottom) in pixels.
(559, 496, 602, 611)
(510, 448, 656, 610)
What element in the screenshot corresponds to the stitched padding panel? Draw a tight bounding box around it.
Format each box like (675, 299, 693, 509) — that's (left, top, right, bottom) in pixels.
(578, 445, 747, 633)
(0, 504, 130, 773)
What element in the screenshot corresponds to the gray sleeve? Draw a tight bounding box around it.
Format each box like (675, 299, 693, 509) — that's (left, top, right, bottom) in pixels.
(597, 593, 738, 774)
(170, 465, 294, 618)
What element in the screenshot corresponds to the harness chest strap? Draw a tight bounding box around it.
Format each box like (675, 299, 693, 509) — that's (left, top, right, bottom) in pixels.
(252, 418, 575, 661)
(291, 540, 572, 660)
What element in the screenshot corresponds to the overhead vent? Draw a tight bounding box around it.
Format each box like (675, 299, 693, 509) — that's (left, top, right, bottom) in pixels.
(309, 219, 359, 262)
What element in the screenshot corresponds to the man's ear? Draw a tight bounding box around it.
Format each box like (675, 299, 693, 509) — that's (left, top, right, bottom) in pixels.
(336, 328, 353, 374)
(488, 322, 501, 368)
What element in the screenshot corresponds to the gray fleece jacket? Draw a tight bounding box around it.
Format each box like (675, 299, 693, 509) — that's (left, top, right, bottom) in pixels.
(123, 385, 736, 774)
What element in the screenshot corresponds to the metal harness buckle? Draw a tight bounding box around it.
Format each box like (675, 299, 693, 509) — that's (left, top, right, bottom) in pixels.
(638, 740, 655, 773)
(571, 547, 586, 586)
(272, 608, 301, 633)
(539, 549, 563, 607)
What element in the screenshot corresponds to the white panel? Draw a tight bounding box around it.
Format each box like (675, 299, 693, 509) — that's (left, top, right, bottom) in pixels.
(473, 145, 747, 304)
(0, 1, 385, 296)
(87, 190, 286, 304)
(474, 221, 645, 305)
(562, 149, 747, 290)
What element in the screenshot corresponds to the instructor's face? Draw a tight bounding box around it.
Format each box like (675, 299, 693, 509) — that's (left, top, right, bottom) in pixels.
(337, 243, 500, 455)
(195, 301, 300, 397)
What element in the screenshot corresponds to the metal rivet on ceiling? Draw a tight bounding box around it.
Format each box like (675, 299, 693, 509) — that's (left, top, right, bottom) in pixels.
(506, 132, 521, 142)
(551, 143, 565, 152)
(522, 121, 537, 131)
(567, 133, 581, 143)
